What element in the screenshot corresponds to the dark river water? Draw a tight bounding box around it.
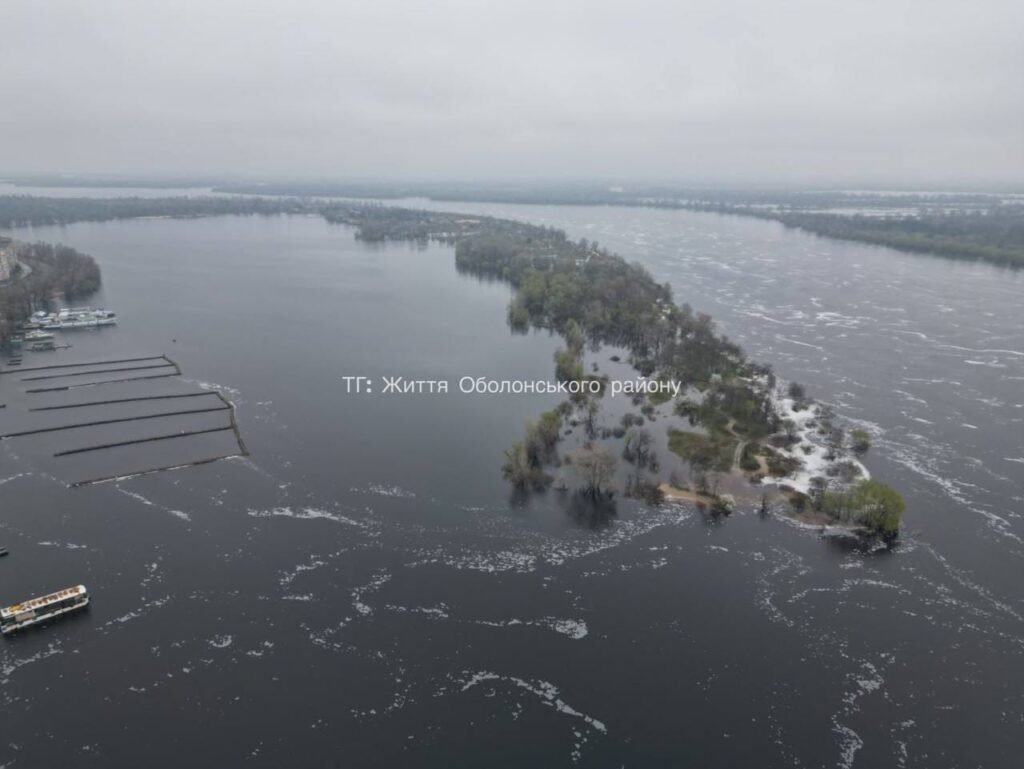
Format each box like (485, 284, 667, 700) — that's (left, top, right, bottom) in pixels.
(1, 201, 1022, 768)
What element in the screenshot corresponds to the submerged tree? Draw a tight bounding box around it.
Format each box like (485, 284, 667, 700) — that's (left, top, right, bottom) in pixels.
(501, 441, 551, 491)
(570, 445, 617, 498)
(502, 441, 532, 488)
(524, 410, 562, 466)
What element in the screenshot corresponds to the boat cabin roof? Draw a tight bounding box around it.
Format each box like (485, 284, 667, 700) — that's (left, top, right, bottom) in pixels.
(2, 585, 87, 617)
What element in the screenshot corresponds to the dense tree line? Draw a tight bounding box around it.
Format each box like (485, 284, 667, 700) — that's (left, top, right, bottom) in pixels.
(0, 195, 310, 228)
(770, 208, 1024, 267)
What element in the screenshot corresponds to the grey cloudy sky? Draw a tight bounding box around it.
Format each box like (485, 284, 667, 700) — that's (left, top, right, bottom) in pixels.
(3, 0, 1022, 186)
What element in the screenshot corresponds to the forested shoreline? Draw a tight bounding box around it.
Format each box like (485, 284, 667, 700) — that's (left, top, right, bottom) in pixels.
(0, 238, 102, 343)
(0, 195, 310, 229)
(220, 183, 1024, 269)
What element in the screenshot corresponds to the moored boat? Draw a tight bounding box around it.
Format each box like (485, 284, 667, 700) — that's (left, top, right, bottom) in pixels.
(41, 308, 117, 330)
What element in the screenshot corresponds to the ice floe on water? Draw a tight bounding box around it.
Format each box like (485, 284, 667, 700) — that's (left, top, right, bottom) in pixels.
(208, 634, 234, 649)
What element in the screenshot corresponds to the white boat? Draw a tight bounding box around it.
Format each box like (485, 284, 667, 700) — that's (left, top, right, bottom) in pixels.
(42, 308, 117, 330)
(24, 330, 55, 341)
(1, 585, 89, 635)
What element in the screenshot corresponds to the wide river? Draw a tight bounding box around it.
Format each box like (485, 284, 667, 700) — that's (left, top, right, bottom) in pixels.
(1, 196, 1022, 768)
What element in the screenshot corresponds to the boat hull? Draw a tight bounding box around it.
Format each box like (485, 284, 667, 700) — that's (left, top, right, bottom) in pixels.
(1, 597, 89, 635)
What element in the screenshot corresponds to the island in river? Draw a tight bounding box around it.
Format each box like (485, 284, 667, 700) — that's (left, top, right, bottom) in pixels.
(324, 204, 905, 539)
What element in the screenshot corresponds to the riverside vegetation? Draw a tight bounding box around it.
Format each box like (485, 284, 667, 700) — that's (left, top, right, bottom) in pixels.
(0, 196, 907, 538)
(0, 237, 102, 344)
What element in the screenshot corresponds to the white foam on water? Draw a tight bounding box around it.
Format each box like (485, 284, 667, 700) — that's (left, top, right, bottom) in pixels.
(188, 379, 242, 399)
(349, 483, 417, 498)
(117, 487, 192, 522)
(36, 540, 89, 550)
(279, 554, 330, 586)
(964, 359, 1007, 368)
(407, 505, 691, 575)
(885, 442, 1023, 546)
(832, 723, 864, 769)
(539, 618, 589, 640)
(1, 643, 64, 684)
(385, 604, 451, 619)
(245, 641, 275, 657)
(455, 670, 607, 764)
(103, 596, 171, 629)
(352, 570, 391, 617)
(247, 505, 368, 530)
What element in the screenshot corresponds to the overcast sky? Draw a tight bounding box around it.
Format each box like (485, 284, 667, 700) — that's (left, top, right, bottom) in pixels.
(3, 0, 1022, 186)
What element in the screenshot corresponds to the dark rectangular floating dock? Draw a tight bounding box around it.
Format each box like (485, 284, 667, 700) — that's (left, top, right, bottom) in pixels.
(0, 404, 231, 439)
(0, 351, 247, 487)
(0, 355, 168, 375)
(30, 391, 220, 412)
(19, 363, 178, 382)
